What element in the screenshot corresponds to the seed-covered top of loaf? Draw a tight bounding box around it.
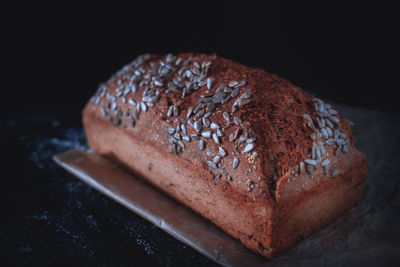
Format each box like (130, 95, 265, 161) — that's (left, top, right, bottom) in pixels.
(89, 53, 354, 199)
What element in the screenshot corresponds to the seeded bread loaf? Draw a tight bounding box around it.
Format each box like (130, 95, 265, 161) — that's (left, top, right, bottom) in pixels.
(83, 53, 367, 258)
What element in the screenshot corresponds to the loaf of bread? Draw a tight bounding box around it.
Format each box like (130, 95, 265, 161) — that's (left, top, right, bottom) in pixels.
(83, 53, 367, 258)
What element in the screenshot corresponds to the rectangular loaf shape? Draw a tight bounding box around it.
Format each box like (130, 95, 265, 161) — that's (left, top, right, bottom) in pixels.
(83, 53, 367, 258)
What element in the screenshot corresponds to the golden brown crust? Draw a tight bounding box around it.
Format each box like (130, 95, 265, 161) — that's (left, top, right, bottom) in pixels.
(83, 53, 367, 258)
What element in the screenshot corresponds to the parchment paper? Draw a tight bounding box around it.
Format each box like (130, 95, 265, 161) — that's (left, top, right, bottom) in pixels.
(53, 105, 400, 266)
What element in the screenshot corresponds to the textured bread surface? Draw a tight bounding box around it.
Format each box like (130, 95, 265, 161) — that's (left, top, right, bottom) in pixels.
(83, 53, 367, 258)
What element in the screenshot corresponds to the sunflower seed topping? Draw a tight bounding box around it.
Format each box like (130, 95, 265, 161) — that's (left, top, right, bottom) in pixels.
(186, 107, 193, 119)
(214, 174, 222, 184)
(219, 147, 227, 157)
(213, 155, 221, 164)
(198, 139, 205, 150)
(194, 121, 202, 132)
(202, 117, 210, 127)
(208, 161, 217, 169)
(167, 105, 174, 117)
(306, 165, 314, 175)
(321, 159, 330, 166)
(128, 99, 136, 106)
(207, 78, 213, 89)
(168, 128, 175, 135)
(202, 131, 212, 138)
(242, 143, 254, 153)
(212, 133, 220, 144)
(181, 124, 187, 135)
(223, 112, 230, 122)
(331, 169, 340, 177)
(233, 157, 240, 169)
(210, 122, 220, 130)
(173, 105, 180, 116)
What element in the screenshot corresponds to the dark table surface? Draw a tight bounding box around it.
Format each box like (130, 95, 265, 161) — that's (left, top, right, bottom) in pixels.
(2, 110, 223, 266)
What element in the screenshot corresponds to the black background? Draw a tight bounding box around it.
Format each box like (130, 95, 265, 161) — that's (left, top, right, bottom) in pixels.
(3, 2, 398, 120)
(2, 2, 399, 266)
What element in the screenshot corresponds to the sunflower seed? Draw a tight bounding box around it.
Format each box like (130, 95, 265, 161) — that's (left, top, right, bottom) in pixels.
(242, 143, 254, 153)
(207, 78, 213, 89)
(123, 87, 131, 96)
(182, 136, 190, 142)
(198, 139, 206, 150)
(213, 155, 221, 164)
(186, 107, 193, 119)
(128, 99, 136, 106)
(342, 144, 349, 153)
(330, 116, 340, 124)
(306, 165, 314, 175)
(229, 81, 239, 87)
(174, 133, 181, 140)
(219, 147, 227, 157)
(299, 161, 305, 174)
(179, 124, 186, 135)
(223, 112, 230, 122)
(326, 127, 333, 137)
(246, 138, 255, 144)
(304, 159, 317, 166)
(213, 133, 220, 144)
(320, 145, 326, 156)
(168, 128, 175, 135)
(323, 165, 329, 175)
(329, 109, 338, 115)
(206, 102, 215, 113)
(335, 145, 341, 156)
(232, 105, 238, 112)
(231, 88, 239, 98)
(331, 169, 340, 177)
(229, 133, 235, 142)
(336, 138, 345, 145)
(194, 121, 202, 132)
(167, 105, 174, 117)
(325, 138, 335, 145)
(224, 87, 232, 93)
(216, 84, 225, 92)
(131, 84, 138, 93)
(195, 109, 205, 118)
(202, 131, 212, 138)
(234, 116, 242, 125)
(203, 111, 212, 118)
(321, 159, 330, 166)
(316, 147, 322, 160)
(207, 151, 215, 157)
(325, 118, 334, 128)
(140, 102, 147, 112)
(321, 128, 329, 139)
(202, 117, 210, 127)
(208, 161, 217, 169)
(217, 129, 224, 137)
(210, 122, 220, 130)
(191, 134, 199, 140)
(214, 174, 222, 184)
(312, 146, 316, 159)
(177, 140, 185, 149)
(212, 93, 226, 104)
(233, 157, 240, 169)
